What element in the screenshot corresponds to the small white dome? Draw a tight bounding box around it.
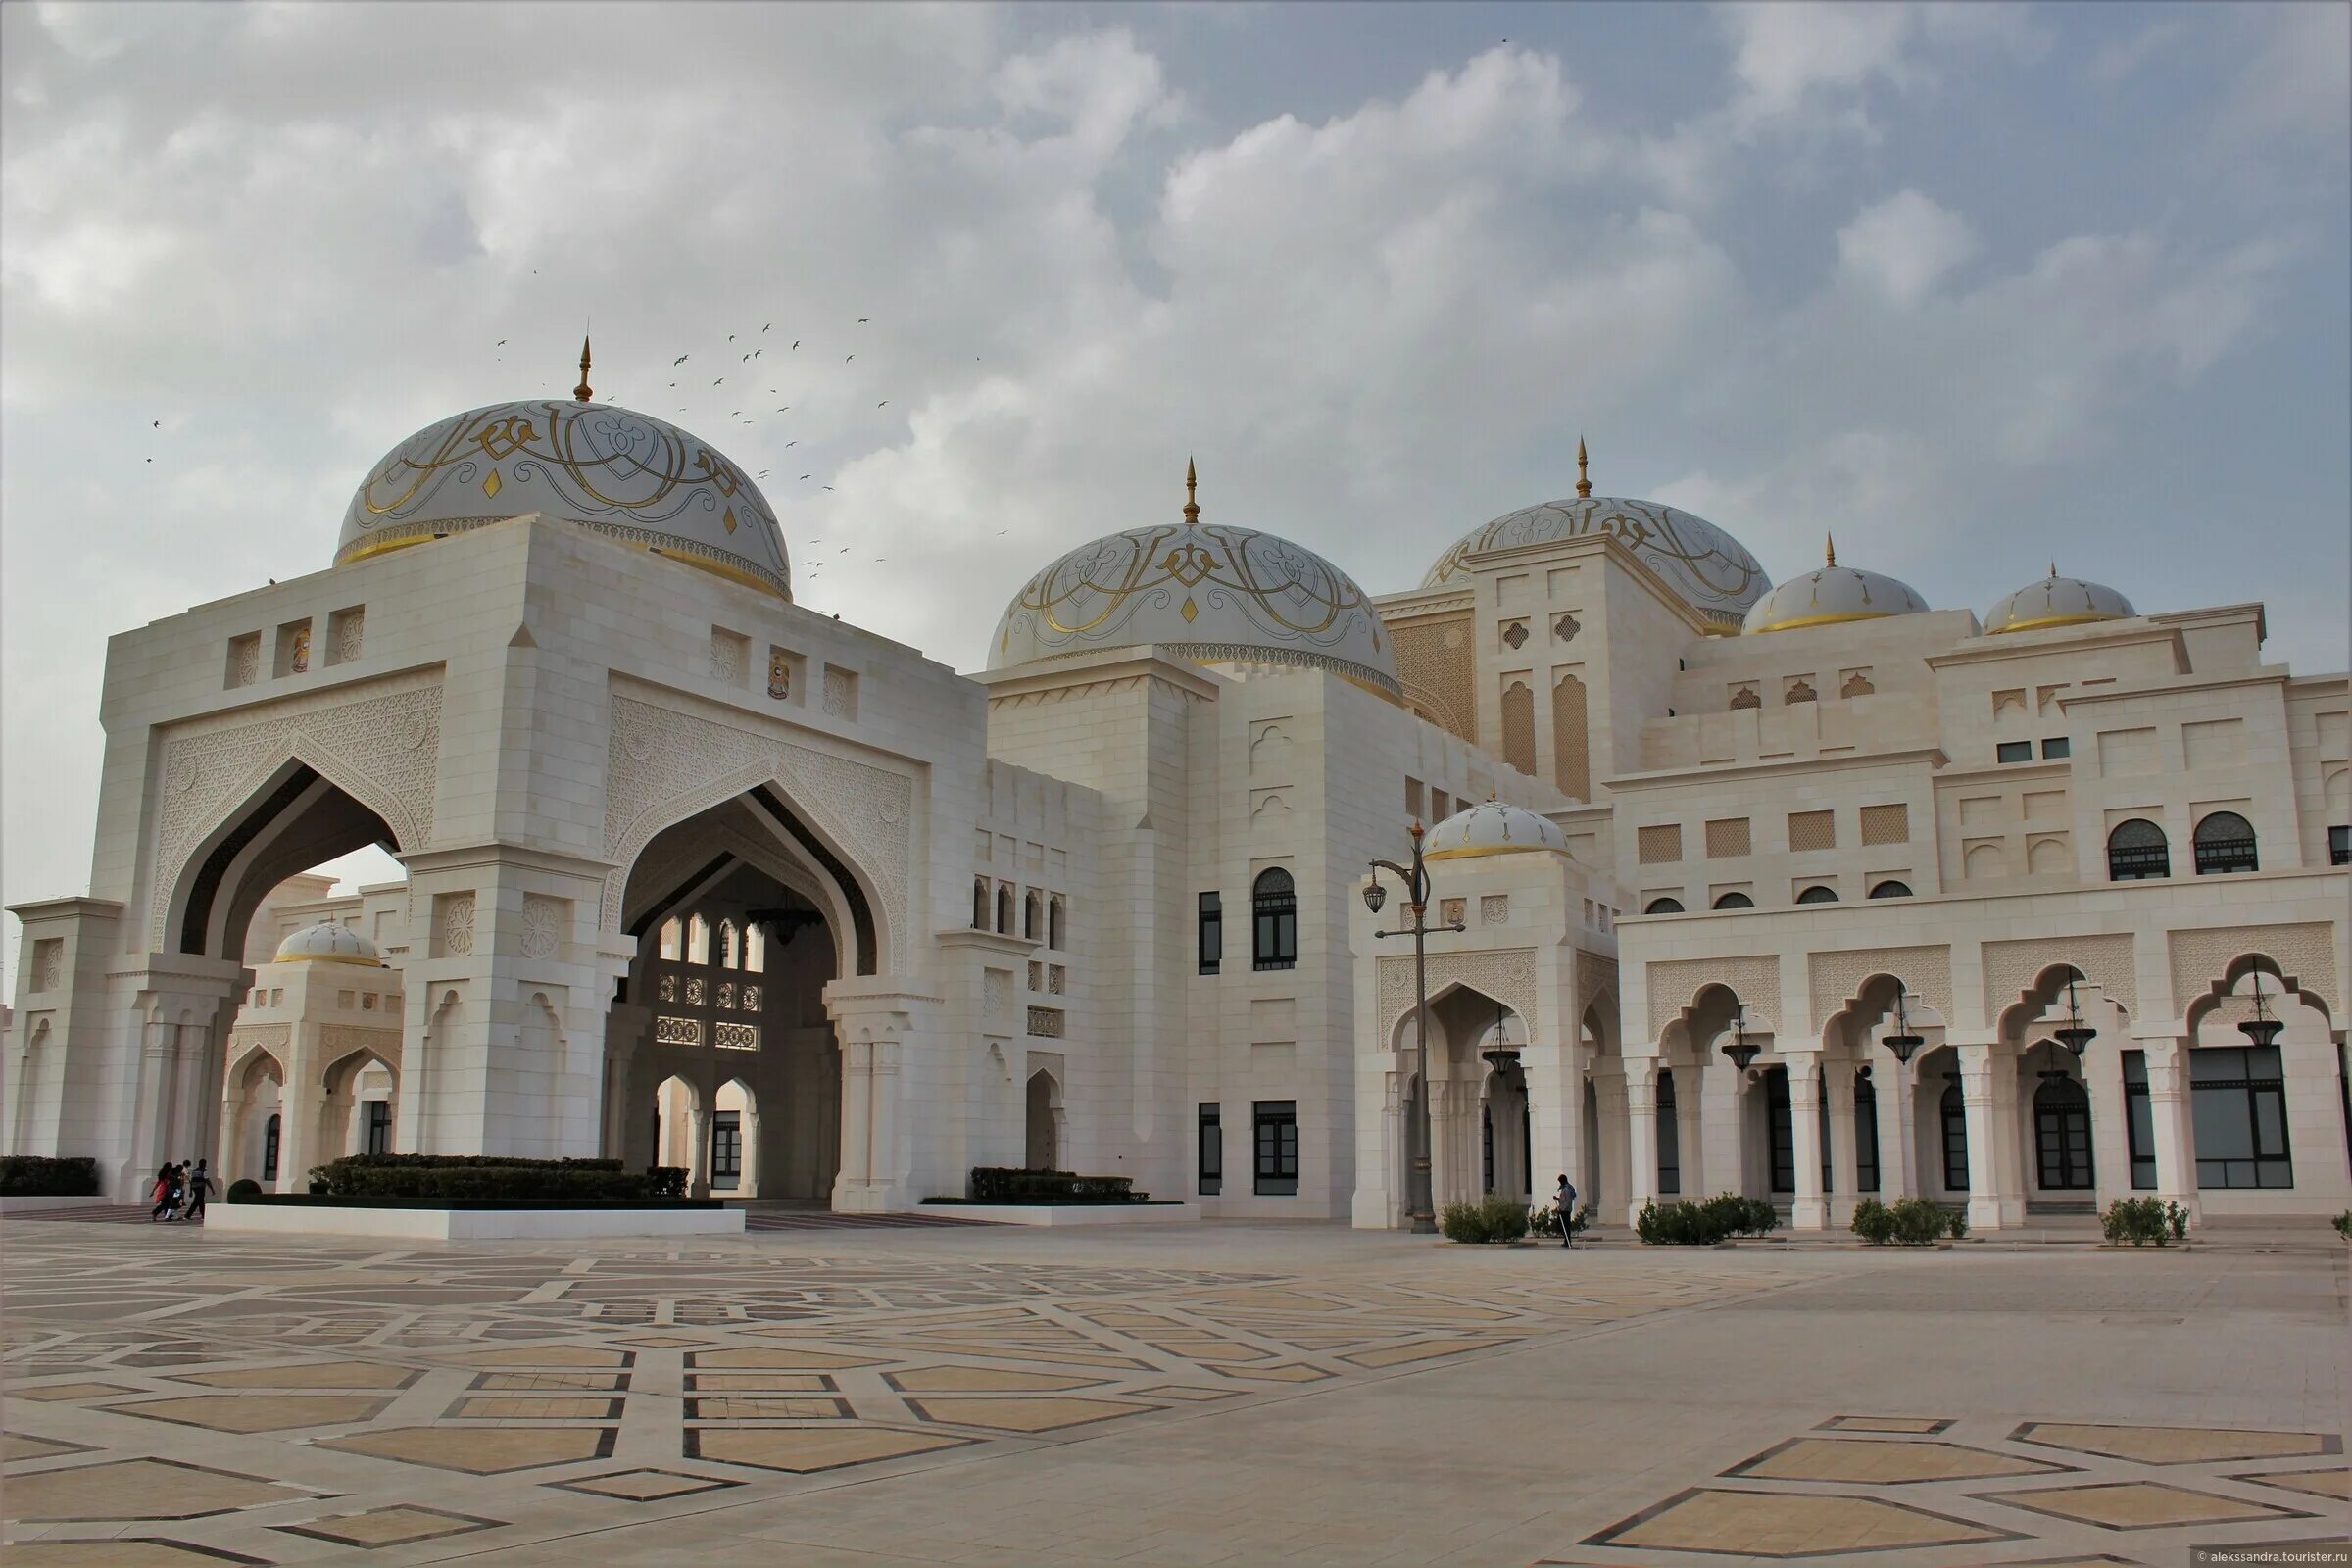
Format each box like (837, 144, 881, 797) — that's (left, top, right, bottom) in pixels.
(273, 921, 382, 966)
(1741, 539, 1928, 634)
(989, 464, 1398, 696)
(1423, 800, 1571, 861)
(1983, 569, 2135, 635)
(337, 358, 789, 599)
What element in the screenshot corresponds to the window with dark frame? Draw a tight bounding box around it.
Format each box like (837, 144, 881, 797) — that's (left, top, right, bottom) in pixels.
(2040, 736, 2071, 760)
(1939, 1080, 1969, 1191)
(1198, 1103, 1222, 1195)
(1197, 892, 1223, 975)
(1643, 897, 1685, 914)
(1049, 896, 1064, 950)
(1252, 1100, 1298, 1195)
(2123, 1051, 2157, 1190)
(1764, 1068, 1795, 1194)
(365, 1100, 392, 1155)
(2331, 824, 2350, 865)
(1855, 1070, 1881, 1192)
(2191, 810, 2259, 875)
(1655, 1070, 1681, 1195)
(1868, 880, 1913, 899)
(1996, 740, 2034, 763)
(1251, 868, 1297, 971)
(263, 1113, 281, 1182)
(2106, 818, 2170, 880)
(2191, 1045, 2292, 1188)
(710, 1110, 742, 1190)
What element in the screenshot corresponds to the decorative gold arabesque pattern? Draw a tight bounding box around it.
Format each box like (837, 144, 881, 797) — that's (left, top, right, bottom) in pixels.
(1423, 496, 1768, 630)
(991, 520, 1398, 695)
(336, 401, 790, 600)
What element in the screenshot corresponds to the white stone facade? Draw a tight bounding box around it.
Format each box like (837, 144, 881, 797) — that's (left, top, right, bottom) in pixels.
(7, 407, 2344, 1234)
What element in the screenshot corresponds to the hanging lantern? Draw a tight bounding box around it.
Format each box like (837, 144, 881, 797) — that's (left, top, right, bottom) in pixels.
(1721, 1004, 1761, 1072)
(2238, 973, 2283, 1050)
(2052, 970, 2096, 1058)
(1882, 983, 1924, 1065)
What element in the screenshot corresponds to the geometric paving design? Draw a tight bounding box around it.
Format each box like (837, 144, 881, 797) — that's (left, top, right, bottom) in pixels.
(7, 1543, 270, 1566)
(2231, 1467, 2352, 1500)
(2, 1433, 96, 1462)
(1, 1457, 324, 1521)
(1977, 1479, 2317, 1530)
(903, 1395, 1153, 1434)
(1725, 1436, 2074, 1485)
(2009, 1421, 2342, 1465)
(318, 1425, 616, 1473)
(683, 1425, 973, 1473)
(105, 1393, 397, 1433)
(1815, 1413, 1956, 1434)
(548, 1467, 745, 1501)
(270, 1504, 507, 1546)
(1583, 1486, 2022, 1556)
(175, 1361, 420, 1391)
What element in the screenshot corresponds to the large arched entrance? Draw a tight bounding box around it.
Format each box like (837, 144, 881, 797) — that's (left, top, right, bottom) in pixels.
(606, 790, 867, 1201)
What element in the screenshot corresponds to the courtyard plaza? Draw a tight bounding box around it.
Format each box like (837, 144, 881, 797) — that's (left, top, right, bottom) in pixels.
(2, 1213, 2345, 1567)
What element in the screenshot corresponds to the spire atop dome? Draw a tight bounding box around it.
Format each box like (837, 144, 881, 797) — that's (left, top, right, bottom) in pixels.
(1183, 456, 1200, 526)
(573, 336, 593, 404)
(1825, 532, 1837, 567)
(1575, 436, 1592, 498)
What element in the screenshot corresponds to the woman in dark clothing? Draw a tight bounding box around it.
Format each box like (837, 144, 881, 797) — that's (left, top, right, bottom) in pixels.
(150, 1163, 175, 1221)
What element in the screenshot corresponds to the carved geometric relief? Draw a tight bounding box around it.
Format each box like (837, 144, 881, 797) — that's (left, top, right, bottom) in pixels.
(147, 672, 443, 945)
(519, 895, 567, 960)
(1576, 951, 1618, 1022)
(1980, 934, 2138, 1022)
(2167, 922, 2337, 1016)
(1809, 946, 1952, 1025)
(603, 685, 912, 942)
(433, 893, 475, 958)
(1480, 895, 1510, 926)
(32, 938, 63, 993)
(1646, 956, 1782, 1036)
(1378, 948, 1537, 1034)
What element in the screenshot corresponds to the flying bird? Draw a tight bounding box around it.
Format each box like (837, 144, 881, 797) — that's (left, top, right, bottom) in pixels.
(791, 340, 799, 349)
(152, 419, 160, 427)
(784, 441, 796, 448)
(674, 354, 689, 365)
(800, 473, 811, 480)
(713, 377, 725, 385)
(728, 334, 735, 341)
(845, 354, 854, 362)
(858, 318, 869, 323)
(877, 401, 888, 408)
(762, 322, 771, 332)
(822, 486, 834, 492)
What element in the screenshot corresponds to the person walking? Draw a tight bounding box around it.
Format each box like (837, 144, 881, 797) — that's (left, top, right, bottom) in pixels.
(1553, 1173, 1578, 1249)
(149, 1163, 175, 1222)
(184, 1159, 214, 1224)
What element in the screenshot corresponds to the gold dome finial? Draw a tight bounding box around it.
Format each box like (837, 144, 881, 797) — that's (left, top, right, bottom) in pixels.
(573, 335, 594, 404)
(1825, 532, 1837, 567)
(2049, 560, 2058, 578)
(1183, 456, 1200, 526)
(1575, 436, 1592, 498)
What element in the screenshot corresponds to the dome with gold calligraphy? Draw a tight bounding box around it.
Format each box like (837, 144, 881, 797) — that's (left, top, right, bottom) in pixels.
(336, 351, 789, 599)
(989, 465, 1399, 696)
(1983, 567, 2135, 635)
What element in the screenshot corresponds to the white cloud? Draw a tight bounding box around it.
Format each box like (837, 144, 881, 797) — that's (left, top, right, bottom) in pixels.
(1836, 189, 1979, 306)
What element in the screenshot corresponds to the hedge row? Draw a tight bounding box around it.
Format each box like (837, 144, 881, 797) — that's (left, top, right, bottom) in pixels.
(1635, 1193, 1780, 1246)
(0, 1156, 100, 1197)
(305, 1155, 686, 1201)
(968, 1167, 1142, 1202)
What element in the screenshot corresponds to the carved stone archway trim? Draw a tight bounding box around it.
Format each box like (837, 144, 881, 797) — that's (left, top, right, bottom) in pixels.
(1379, 948, 1537, 1040)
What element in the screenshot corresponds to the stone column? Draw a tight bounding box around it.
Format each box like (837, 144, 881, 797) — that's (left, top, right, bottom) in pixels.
(739, 1105, 763, 1199)
(1786, 1054, 1827, 1230)
(869, 1035, 902, 1200)
(685, 1102, 710, 1199)
(601, 1002, 648, 1161)
(1700, 1054, 1745, 1198)
(2143, 1036, 2201, 1226)
(1957, 1041, 2006, 1232)
(835, 1038, 873, 1207)
(273, 1031, 321, 1195)
(1826, 1064, 1860, 1225)
(1624, 1058, 1658, 1226)
(1874, 1055, 1917, 1200)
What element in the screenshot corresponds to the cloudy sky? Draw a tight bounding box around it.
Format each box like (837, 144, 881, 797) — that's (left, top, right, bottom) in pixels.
(3, 2, 2346, 984)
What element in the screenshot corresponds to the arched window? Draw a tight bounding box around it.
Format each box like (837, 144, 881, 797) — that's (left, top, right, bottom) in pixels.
(1049, 896, 1064, 950)
(973, 878, 989, 930)
(659, 917, 683, 960)
(744, 924, 766, 973)
(1868, 881, 1913, 899)
(2191, 810, 2258, 875)
(687, 914, 710, 966)
(1251, 867, 1298, 971)
(2106, 818, 2170, 881)
(718, 919, 740, 969)
(1024, 891, 1042, 942)
(1643, 897, 1685, 914)
(1795, 886, 1838, 905)
(1712, 891, 1754, 910)
(995, 884, 1014, 935)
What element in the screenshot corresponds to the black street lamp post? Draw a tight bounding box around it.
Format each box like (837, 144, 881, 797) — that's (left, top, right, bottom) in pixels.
(1366, 821, 1466, 1234)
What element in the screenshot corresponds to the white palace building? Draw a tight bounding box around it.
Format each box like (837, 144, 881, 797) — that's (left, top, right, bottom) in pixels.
(9, 361, 2348, 1232)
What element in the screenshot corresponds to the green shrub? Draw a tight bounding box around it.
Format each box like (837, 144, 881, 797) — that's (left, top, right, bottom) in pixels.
(2333, 1210, 2352, 1241)
(0, 1155, 99, 1197)
(1851, 1198, 1896, 1245)
(309, 1154, 671, 1201)
(2101, 1195, 2182, 1247)
(1890, 1197, 1948, 1246)
(225, 1178, 263, 1202)
(1636, 1197, 1759, 1246)
(1441, 1193, 1532, 1244)
(1528, 1203, 1593, 1240)
(967, 1167, 1142, 1202)
(1944, 1205, 1970, 1241)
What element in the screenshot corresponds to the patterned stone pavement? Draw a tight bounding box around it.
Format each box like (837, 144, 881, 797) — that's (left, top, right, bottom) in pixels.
(3, 1220, 2344, 1565)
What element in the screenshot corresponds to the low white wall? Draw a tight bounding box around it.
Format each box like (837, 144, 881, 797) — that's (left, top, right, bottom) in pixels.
(928, 1201, 1201, 1227)
(0, 1196, 119, 1213)
(207, 1204, 746, 1240)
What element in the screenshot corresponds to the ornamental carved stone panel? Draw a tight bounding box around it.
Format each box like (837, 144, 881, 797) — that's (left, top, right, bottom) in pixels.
(1576, 951, 1618, 1023)
(1378, 948, 1537, 1036)
(1808, 945, 1953, 1025)
(1980, 934, 2138, 1021)
(2167, 922, 2338, 1016)
(1644, 955, 1782, 1038)
(604, 685, 913, 942)
(519, 895, 567, 960)
(318, 1024, 401, 1064)
(148, 672, 443, 945)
